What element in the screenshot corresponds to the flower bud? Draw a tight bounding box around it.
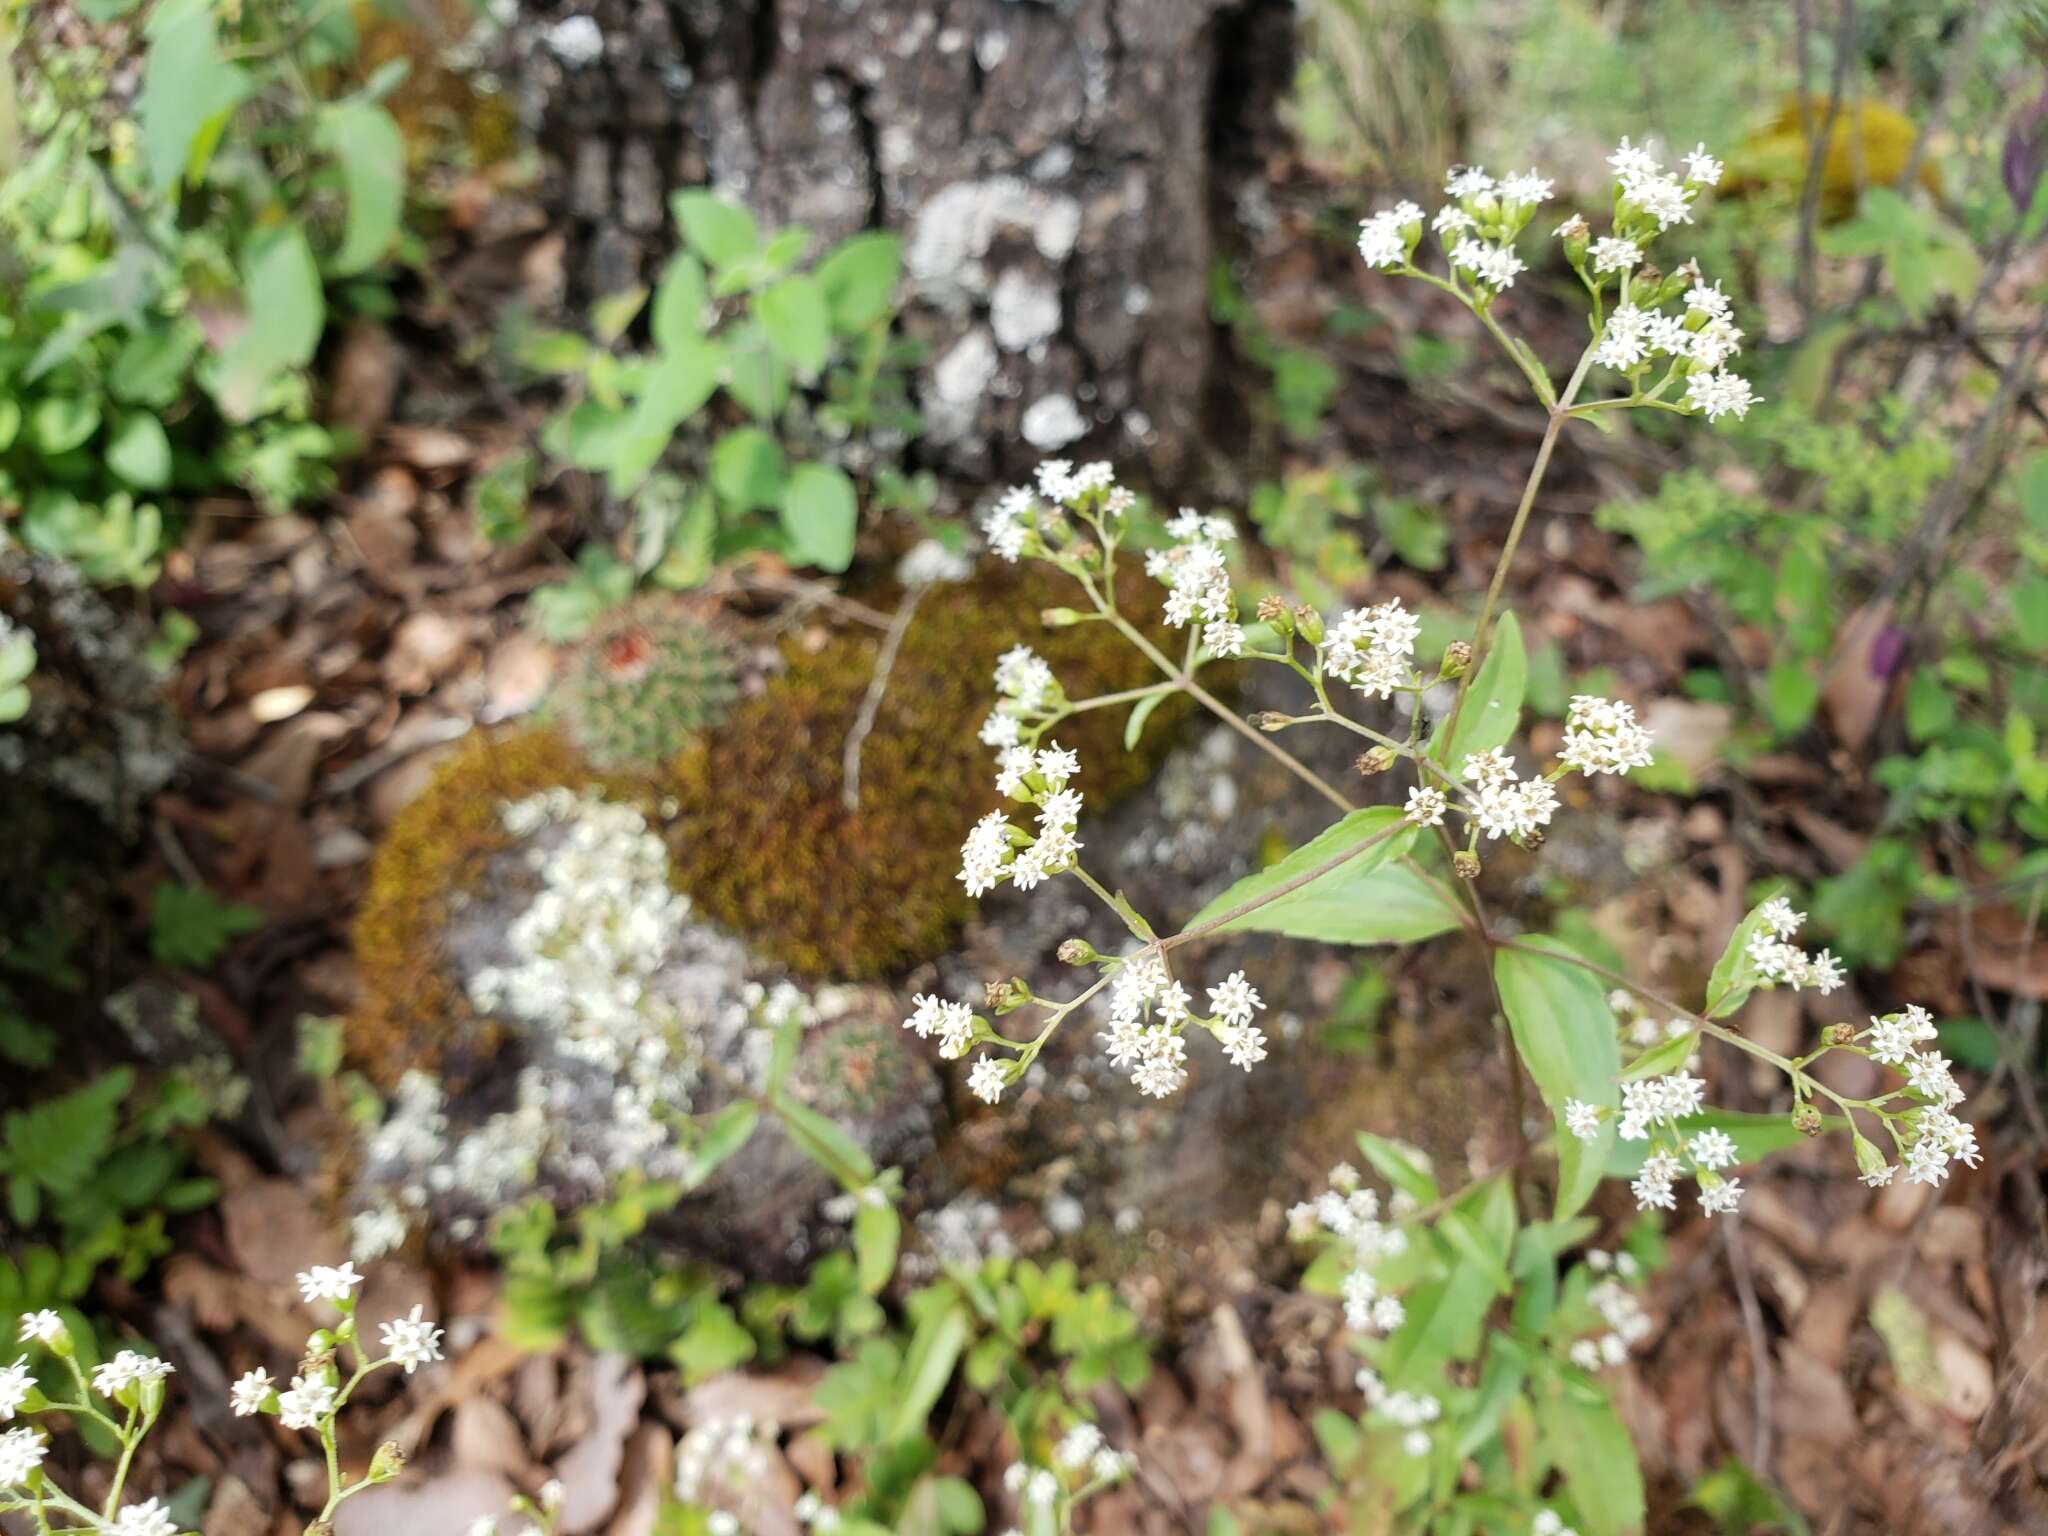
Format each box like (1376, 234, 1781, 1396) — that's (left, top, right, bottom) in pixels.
(1251, 711, 1291, 733)
(1791, 1103, 1824, 1137)
(1057, 937, 1098, 966)
(1439, 640, 1473, 679)
(1293, 605, 1325, 646)
(1040, 607, 1085, 628)
(367, 1441, 407, 1484)
(1453, 850, 1482, 881)
(1852, 1133, 1889, 1181)
(1555, 213, 1591, 265)
(1822, 1022, 1856, 1047)
(1634, 261, 1665, 298)
(985, 976, 1031, 1014)
(1354, 746, 1395, 776)
(1256, 594, 1291, 630)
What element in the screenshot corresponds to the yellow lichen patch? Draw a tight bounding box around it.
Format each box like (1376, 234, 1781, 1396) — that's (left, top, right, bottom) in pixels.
(663, 566, 1188, 980)
(346, 729, 600, 1086)
(1730, 97, 1941, 222)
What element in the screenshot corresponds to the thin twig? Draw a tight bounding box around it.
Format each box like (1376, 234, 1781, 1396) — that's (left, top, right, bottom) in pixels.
(1794, 0, 1857, 325)
(842, 584, 925, 812)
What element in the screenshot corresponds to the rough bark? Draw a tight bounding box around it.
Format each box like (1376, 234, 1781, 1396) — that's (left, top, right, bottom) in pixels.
(515, 0, 1295, 487)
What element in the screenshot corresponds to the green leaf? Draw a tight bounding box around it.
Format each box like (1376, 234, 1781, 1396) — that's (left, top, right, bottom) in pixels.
(1541, 1380, 1645, 1536)
(30, 397, 100, 456)
(1703, 888, 1791, 1019)
(318, 101, 405, 275)
(1602, 1110, 1817, 1178)
(150, 883, 263, 970)
(709, 427, 787, 511)
(1184, 807, 1448, 946)
(591, 287, 648, 345)
(602, 339, 726, 496)
(853, 1199, 900, 1295)
(723, 321, 792, 419)
(1763, 659, 1819, 734)
(815, 232, 903, 331)
(1354, 1131, 1439, 1205)
(211, 224, 325, 422)
(651, 254, 710, 351)
(1124, 690, 1168, 750)
(672, 1301, 756, 1383)
(1433, 612, 1525, 769)
(672, 191, 761, 269)
(137, 0, 251, 190)
(886, 1300, 970, 1442)
(530, 545, 636, 641)
(106, 415, 172, 491)
(1493, 938, 1620, 1221)
(772, 1095, 876, 1188)
(2, 1070, 131, 1202)
(779, 463, 859, 572)
(756, 274, 832, 375)
(1620, 1028, 1699, 1082)
(682, 1103, 759, 1189)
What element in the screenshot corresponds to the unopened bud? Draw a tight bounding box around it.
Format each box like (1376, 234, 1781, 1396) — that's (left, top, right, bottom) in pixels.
(1822, 1022, 1856, 1047)
(1440, 640, 1473, 679)
(1040, 607, 1085, 628)
(1791, 1103, 1824, 1137)
(1453, 850, 1482, 881)
(1057, 937, 1098, 966)
(1251, 711, 1291, 733)
(986, 976, 1031, 1014)
(1294, 605, 1325, 646)
(1354, 746, 1396, 776)
(367, 1442, 407, 1484)
(1556, 213, 1590, 261)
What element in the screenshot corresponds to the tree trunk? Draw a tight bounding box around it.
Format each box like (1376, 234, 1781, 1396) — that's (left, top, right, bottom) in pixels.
(518, 0, 1295, 487)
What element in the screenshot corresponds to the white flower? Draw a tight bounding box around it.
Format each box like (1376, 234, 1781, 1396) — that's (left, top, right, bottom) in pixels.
(468, 1520, 500, 1536)
(1559, 694, 1655, 776)
(92, 1352, 173, 1398)
(1403, 785, 1446, 826)
(1433, 206, 1475, 235)
(1594, 304, 1653, 371)
(1499, 170, 1553, 205)
(1631, 173, 1696, 229)
(16, 1312, 62, 1347)
(276, 1374, 338, 1431)
(968, 1056, 1007, 1105)
(1608, 136, 1661, 184)
(1562, 1099, 1602, 1141)
(1206, 970, 1264, 1027)
(1757, 896, 1804, 936)
(1450, 239, 1526, 290)
(1688, 1128, 1737, 1170)
(959, 811, 1015, 896)
(296, 1263, 363, 1306)
(708, 1516, 740, 1536)
(1682, 144, 1724, 186)
(1218, 1023, 1268, 1071)
(1036, 743, 1080, 789)
(1684, 370, 1758, 421)
(1473, 778, 1557, 841)
(0, 1362, 30, 1421)
(1203, 619, 1245, 658)
(0, 1425, 45, 1488)
(1026, 1468, 1059, 1505)
(1402, 1428, 1431, 1457)
(1445, 166, 1495, 198)
(897, 538, 971, 586)
(110, 1498, 179, 1536)
(1568, 1339, 1601, 1370)
(905, 994, 977, 1059)
(229, 1368, 274, 1416)
(1698, 1177, 1744, 1217)
(1588, 236, 1641, 274)
(350, 1205, 409, 1262)
(1461, 748, 1516, 789)
(1056, 1423, 1103, 1469)
(1357, 204, 1421, 269)
(377, 1305, 445, 1374)
(1860, 1161, 1896, 1188)
(1629, 1149, 1682, 1211)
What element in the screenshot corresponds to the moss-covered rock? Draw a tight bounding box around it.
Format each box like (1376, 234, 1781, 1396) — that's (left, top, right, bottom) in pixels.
(662, 564, 1185, 979)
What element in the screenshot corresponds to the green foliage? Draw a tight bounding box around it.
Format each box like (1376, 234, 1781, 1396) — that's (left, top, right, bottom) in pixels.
(541, 600, 740, 771)
(0, 623, 34, 723)
(1209, 262, 1340, 440)
(1245, 465, 1450, 612)
(148, 882, 263, 970)
(521, 196, 919, 583)
(2, 0, 411, 580)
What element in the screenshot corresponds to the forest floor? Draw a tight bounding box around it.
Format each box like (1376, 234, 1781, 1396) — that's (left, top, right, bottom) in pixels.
(80, 152, 2048, 1536)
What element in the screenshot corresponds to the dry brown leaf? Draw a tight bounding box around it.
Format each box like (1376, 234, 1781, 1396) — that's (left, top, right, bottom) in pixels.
(221, 1178, 346, 1286)
(605, 1423, 674, 1536)
(1820, 599, 1897, 751)
(551, 1353, 645, 1535)
(452, 1394, 536, 1481)
(332, 1468, 516, 1536)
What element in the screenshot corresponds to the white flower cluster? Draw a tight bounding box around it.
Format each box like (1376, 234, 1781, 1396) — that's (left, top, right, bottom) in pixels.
(1097, 952, 1268, 1098)
(226, 1263, 442, 1432)
(1608, 136, 1715, 230)
(1289, 1163, 1412, 1336)
(1567, 1253, 1652, 1370)
(1053, 1422, 1137, 1487)
(981, 459, 1127, 563)
(902, 993, 977, 1060)
(92, 1351, 175, 1398)
(1354, 1366, 1440, 1459)
(0, 1426, 45, 1491)
(1534, 1510, 1581, 1536)
(1558, 694, 1655, 776)
(1150, 509, 1244, 657)
(1742, 897, 1846, 996)
(1855, 1004, 1979, 1187)
(1464, 749, 1559, 842)
(1358, 164, 1553, 293)
(1319, 599, 1421, 699)
(674, 1414, 773, 1507)
(109, 1499, 179, 1536)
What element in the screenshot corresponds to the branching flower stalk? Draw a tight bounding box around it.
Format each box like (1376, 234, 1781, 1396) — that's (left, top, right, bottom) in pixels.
(0, 1265, 458, 1536)
(904, 138, 1978, 1220)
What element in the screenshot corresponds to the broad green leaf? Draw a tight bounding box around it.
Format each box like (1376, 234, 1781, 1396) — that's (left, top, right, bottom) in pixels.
(211, 224, 325, 421)
(106, 414, 172, 490)
(602, 339, 725, 496)
(318, 101, 405, 275)
(591, 286, 648, 345)
(815, 231, 903, 331)
(30, 397, 100, 456)
(1312, 1408, 1362, 1468)
(755, 274, 832, 375)
(779, 464, 858, 572)
(1703, 887, 1791, 1018)
(1620, 1028, 1698, 1081)
(772, 1094, 876, 1188)
(1354, 1130, 1439, 1205)
(710, 427, 787, 511)
(853, 1200, 900, 1295)
(1541, 1380, 1645, 1536)
(1493, 938, 1620, 1221)
(724, 321, 792, 419)
(1433, 611, 1525, 769)
(150, 883, 263, 969)
(651, 254, 709, 351)
(672, 191, 760, 269)
(137, 0, 251, 190)
(1184, 807, 1416, 936)
(682, 1103, 758, 1189)
(672, 1301, 756, 1383)
(886, 1299, 970, 1441)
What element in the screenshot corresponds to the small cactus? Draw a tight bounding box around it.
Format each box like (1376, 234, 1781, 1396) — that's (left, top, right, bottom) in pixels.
(545, 602, 740, 771)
